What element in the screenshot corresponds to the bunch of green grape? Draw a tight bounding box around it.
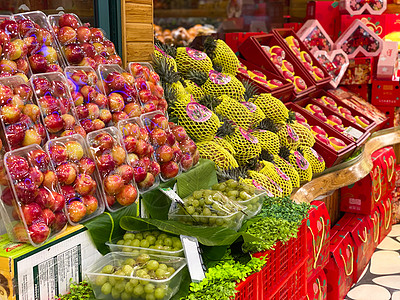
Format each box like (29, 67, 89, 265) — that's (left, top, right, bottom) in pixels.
(116, 231, 183, 253)
(94, 254, 176, 300)
(211, 180, 262, 215)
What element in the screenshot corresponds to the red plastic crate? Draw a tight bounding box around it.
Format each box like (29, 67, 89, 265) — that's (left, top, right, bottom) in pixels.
(225, 32, 267, 54)
(235, 272, 260, 300)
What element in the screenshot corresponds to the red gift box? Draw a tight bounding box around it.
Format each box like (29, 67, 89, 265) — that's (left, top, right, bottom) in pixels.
(343, 84, 369, 102)
(373, 147, 396, 194)
(331, 213, 356, 236)
(370, 205, 382, 249)
(340, 57, 374, 85)
(306, 201, 331, 281)
(377, 195, 393, 243)
(324, 231, 355, 300)
(340, 15, 387, 38)
(376, 41, 398, 80)
(342, 215, 375, 282)
(306, 1, 340, 40)
(307, 269, 328, 300)
(371, 79, 400, 107)
(374, 105, 395, 128)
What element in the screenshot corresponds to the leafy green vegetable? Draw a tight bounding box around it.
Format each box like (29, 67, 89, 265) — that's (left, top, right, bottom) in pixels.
(56, 280, 94, 299)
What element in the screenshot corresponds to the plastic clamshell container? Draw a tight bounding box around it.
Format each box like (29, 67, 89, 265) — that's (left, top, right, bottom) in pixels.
(13, 11, 65, 72)
(86, 126, 139, 212)
(2, 144, 68, 247)
(30, 71, 80, 139)
(140, 110, 182, 182)
(0, 75, 47, 151)
(286, 102, 356, 168)
(116, 117, 160, 193)
(238, 34, 316, 100)
(237, 58, 294, 103)
(237, 190, 267, 219)
(44, 134, 105, 224)
(272, 28, 332, 87)
(84, 252, 187, 300)
(64, 65, 113, 131)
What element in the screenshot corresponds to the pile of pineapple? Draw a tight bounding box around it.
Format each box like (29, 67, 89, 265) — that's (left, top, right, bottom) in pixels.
(153, 38, 325, 196)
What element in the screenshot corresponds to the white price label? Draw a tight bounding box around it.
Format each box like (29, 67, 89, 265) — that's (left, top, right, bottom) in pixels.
(344, 126, 363, 139)
(181, 236, 206, 282)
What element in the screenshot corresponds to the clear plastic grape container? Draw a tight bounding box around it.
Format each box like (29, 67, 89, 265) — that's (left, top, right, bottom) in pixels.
(44, 134, 105, 224)
(116, 117, 160, 192)
(106, 230, 184, 257)
(86, 126, 139, 212)
(0, 144, 68, 247)
(140, 111, 182, 182)
(65, 65, 113, 132)
(13, 11, 65, 74)
(85, 252, 187, 300)
(30, 71, 83, 139)
(0, 75, 47, 151)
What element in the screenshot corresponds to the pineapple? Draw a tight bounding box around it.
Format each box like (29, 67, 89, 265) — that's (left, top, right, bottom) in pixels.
(250, 94, 289, 124)
(184, 80, 205, 101)
(247, 170, 283, 197)
(272, 154, 300, 188)
(154, 45, 178, 72)
(203, 37, 240, 75)
(276, 123, 300, 151)
(171, 81, 187, 97)
(251, 130, 280, 156)
(291, 121, 315, 148)
(212, 136, 236, 156)
(299, 146, 325, 174)
(215, 95, 253, 130)
(259, 160, 293, 196)
(279, 147, 312, 182)
(197, 141, 238, 170)
(241, 101, 265, 128)
(175, 47, 213, 76)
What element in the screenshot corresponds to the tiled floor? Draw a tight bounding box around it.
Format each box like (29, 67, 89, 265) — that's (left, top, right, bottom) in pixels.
(346, 224, 400, 300)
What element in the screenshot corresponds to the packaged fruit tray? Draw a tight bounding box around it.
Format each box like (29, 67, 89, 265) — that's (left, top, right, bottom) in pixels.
(1, 144, 68, 247)
(116, 117, 160, 193)
(86, 126, 139, 212)
(272, 29, 332, 87)
(30, 71, 83, 139)
(238, 34, 316, 100)
(65, 65, 113, 133)
(0, 15, 31, 79)
(237, 58, 294, 103)
(0, 75, 47, 151)
(85, 252, 187, 300)
(106, 230, 184, 257)
(48, 13, 122, 68)
(45, 134, 105, 224)
(13, 11, 65, 74)
(286, 102, 356, 167)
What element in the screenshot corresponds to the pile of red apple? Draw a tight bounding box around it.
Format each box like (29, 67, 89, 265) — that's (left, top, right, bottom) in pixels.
(3, 146, 68, 245)
(237, 62, 284, 90)
(13, 13, 63, 74)
(0, 17, 30, 79)
(129, 63, 168, 113)
(52, 13, 122, 67)
(47, 137, 103, 223)
(87, 128, 138, 210)
(118, 120, 160, 191)
(66, 66, 113, 133)
(0, 80, 47, 150)
(31, 73, 85, 139)
(142, 113, 181, 180)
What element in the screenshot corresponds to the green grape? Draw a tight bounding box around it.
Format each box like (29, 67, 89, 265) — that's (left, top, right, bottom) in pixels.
(204, 197, 213, 205)
(143, 231, 151, 238)
(216, 218, 224, 226)
(163, 238, 172, 247)
(114, 270, 125, 281)
(114, 281, 126, 293)
(124, 258, 136, 266)
(163, 246, 171, 251)
(146, 294, 156, 300)
(192, 199, 200, 207)
(135, 233, 143, 240)
(136, 269, 148, 278)
(95, 275, 108, 286)
(167, 267, 175, 275)
(155, 268, 166, 279)
(158, 234, 167, 241)
(129, 278, 139, 287)
(158, 264, 168, 271)
(146, 235, 156, 245)
(122, 264, 133, 275)
(144, 283, 155, 294)
(137, 254, 151, 264)
(108, 276, 117, 286)
(199, 199, 205, 206)
(227, 180, 238, 189)
(203, 207, 211, 216)
(101, 282, 112, 295)
(111, 288, 120, 299)
(163, 271, 172, 278)
(211, 183, 219, 190)
(212, 193, 222, 202)
(120, 291, 131, 300)
(122, 246, 132, 253)
(172, 239, 182, 249)
(132, 250, 140, 256)
(101, 264, 115, 274)
(123, 240, 131, 246)
(227, 190, 239, 198)
(193, 190, 203, 199)
(125, 281, 135, 294)
(124, 233, 135, 240)
(186, 206, 195, 214)
(151, 230, 160, 236)
(217, 183, 226, 191)
(133, 284, 145, 296)
(155, 239, 164, 246)
(117, 239, 125, 245)
(239, 191, 251, 200)
(154, 287, 166, 299)
(154, 245, 163, 250)
(140, 240, 150, 248)
(140, 275, 151, 284)
(131, 239, 141, 247)
(146, 260, 159, 271)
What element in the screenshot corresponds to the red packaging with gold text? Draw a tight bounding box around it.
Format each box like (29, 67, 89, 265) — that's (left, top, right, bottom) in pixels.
(377, 196, 393, 243)
(307, 269, 328, 300)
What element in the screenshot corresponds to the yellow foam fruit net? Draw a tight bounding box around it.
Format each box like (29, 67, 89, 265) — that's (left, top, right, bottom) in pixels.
(241, 102, 266, 128)
(250, 94, 289, 124)
(202, 70, 245, 101)
(212, 136, 236, 156)
(215, 95, 253, 130)
(170, 81, 188, 98)
(291, 122, 315, 148)
(287, 150, 313, 182)
(277, 124, 300, 151)
(154, 46, 178, 72)
(299, 146, 325, 174)
(247, 170, 283, 197)
(211, 39, 240, 75)
(225, 127, 262, 165)
(259, 161, 293, 196)
(174, 100, 221, 142)
(251, 130, 280, 156)
(273, 154, 300, 188)
(197, 141, 239, 170)
(184, 80, 205, 101)
(175, 47, 213, 76)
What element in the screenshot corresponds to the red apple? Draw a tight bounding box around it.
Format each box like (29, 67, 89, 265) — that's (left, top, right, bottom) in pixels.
(151, 114, 169, 130)
(53, 212, 68, 231)
(74, 174, 96, 196)
(305, 104, 323, 114)
(137, 173, 155, 190)
(29, 167, 44, 187)
(1, 104, 21, 124)
(15, 180, 38, 204)
(92, 132, 114, 152)
(315, 133, 331, 146)
(149, 161, 161, 177)
(21, 202, 42, 226)
(104, 174, 124, 195)
(76, 26, 91, 43)
(29, 222, 50, 244)
(6, 123, 25, 147)
(180, 153, 193, 171)
(58, 26, 76, 44)
(310, 125, 327, 137)
(28, 149, 49, 172)
(116, 164, 134, 184)
(329, 137, 346, 151)
(29, 54, 48, 73)
(133, 166, 147, 183)
(96, 154, 116, 176)
(79, 157, 96, 175)
(59, 14, 80, 29)
(171, 126, 188, 142)
(116, 184, 137, 206)
(35, 188, 53, 209)
(83, 195, 98, 215)
(43, 171, 58, 190)
(42, 208, 55, 227)
(333, 124, 346, 133)
(56, 164, 77, 185)
(160, 161, 179, 179)
(81, 43, 96, 58)
(68, 200, 87, 223)
(327, 115, 343, 126)
(5, 155, 29, 180)
(64, 43, 84, 64)
(314, 112, 328, 122)
(355, 116, 370, 128)
(338, 106, 352, 116)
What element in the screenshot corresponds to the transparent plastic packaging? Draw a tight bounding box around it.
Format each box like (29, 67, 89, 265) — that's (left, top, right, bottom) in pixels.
(86, 126, 139, 212)
(48, 12, 122, 68)
(140, 111, 182, 181)
(44, 134, 105, 224)
(117, 117, 160, 192)
(13, 11, 65, 74)
(106, 230, 184, 257)
(0, 75, 47, 151)
(85, 252, 187, 300)
(30, 71, 83, 139)
(65, 65, 113, 132)
(1, 144, 68, 247)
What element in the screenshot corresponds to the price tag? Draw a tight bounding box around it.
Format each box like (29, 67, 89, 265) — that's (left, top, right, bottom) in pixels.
(344, 126, 363, 139)
(180, 236, 206, 282)
(159, 187, 185, 206)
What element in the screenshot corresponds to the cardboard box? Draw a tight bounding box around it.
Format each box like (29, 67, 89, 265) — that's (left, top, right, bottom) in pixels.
(306, 1, 340, 39)
(371, 79, 400, 106)
(330, 213, 356, 236)
(374, 147, 396, 193)
(306, 201, 331, 281)
(377, 41, 399, 80)
(0, 225, 102, 300)
(307, 269, 328, 300)
(374, 105, 395, 128)
(370, 201, 383, 248)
